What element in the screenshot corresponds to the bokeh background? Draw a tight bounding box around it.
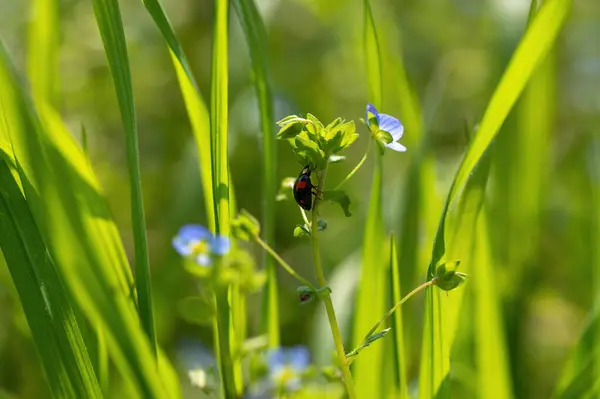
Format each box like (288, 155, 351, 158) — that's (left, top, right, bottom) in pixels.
(0, 0, 598, 398)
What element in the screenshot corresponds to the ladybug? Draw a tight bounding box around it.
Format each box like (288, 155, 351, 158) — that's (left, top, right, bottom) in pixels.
(293, 165, 318, 211)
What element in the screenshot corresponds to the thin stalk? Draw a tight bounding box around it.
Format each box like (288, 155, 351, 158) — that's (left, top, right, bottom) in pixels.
(333, 137, 371, 191)
(347, 279, 435, 364)
(311, 162, 357, 399)
(253, 235, 316, 290)
(300, 207, 311, 227)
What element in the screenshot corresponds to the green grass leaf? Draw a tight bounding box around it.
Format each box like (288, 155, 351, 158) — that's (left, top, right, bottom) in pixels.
(90, 0, 156, 356)
(0, 160, 102, 398)
(139, 0, 215, 231)
(232, 0, 279, 348)
(448, 0, 572, 206)
(0, 43, 177, 398)
(351, 1, 387, 396)
(419, 146, 491, 399)
(27, 0, 59, 106)
(389, 234, 408, 399)
(210, 0, 238, 396)
(472, 213, 513, 398)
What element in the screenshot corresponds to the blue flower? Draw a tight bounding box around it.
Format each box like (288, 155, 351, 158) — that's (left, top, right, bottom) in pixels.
(267, 346, 310, 392)
(172, 224, 231, 266)
(366, 103, 406, 152)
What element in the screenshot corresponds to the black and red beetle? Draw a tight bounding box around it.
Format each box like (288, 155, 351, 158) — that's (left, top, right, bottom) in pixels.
(293, 165, 319, 211)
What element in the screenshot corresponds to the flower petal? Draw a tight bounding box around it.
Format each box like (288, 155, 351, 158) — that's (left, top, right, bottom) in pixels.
(366, 103, 380, 127)
(177, 224, 211, 242)
(195, 253, 212, 267)
(386, 141, 407, 152)
(211, 235, 231, 256)
(288, 346, 310, 369)
(267, 348, 286, 369)
(378, 114, 404, 140)
(172, 236, 193, 256)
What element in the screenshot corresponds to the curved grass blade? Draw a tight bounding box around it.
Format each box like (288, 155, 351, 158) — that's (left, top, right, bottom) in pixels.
(351, 1, 386, 396)
(0, 43, 177, 398)
(90, 0, 156, 355)
(0, 159, 102, 398)
(419, 143, 491, 399)
(472, 213, 512, 398)
(389, 234, 408, 399)
(447, 0, 571, 206)
(210, 0, 238, 396)
(233, 0, 279, 349)
(27, 0, 59, 105)
(138, 0, 215, 231)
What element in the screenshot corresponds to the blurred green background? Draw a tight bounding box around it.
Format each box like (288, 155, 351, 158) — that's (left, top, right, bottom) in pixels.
(0, 0, 598, 398)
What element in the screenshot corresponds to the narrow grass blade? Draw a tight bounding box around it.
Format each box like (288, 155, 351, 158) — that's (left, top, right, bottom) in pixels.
(554, 306, 600, 399)
(554, 135, 600, 399)
(27, 0, 59, 105)
(0, 160, 102, 398)
(448, 0, 571, 206)
(0, 43, 177, 398)
(389, 234, 408, 399)
(210, 0, 238, 396)
(419, 146, 491, 399)
(233, 0, 279, 348)
(90, 0, 156, 355)
(351, 1, 386, 396)
(138, 0, 215, 230)
(472, 212, 512, 398)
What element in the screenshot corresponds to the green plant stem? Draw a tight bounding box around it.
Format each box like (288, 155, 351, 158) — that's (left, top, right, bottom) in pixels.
(253, 235, 316, 290)
(333, 137, 371, 191)
(347, 279, 435, 364)
(311, 162, 357, 399)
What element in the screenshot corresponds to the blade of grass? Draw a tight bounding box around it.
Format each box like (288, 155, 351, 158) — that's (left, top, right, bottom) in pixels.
(210, 0, 238, 396)
(472, 212, 512, 398)
(448, 0, 571, 206)
(389, 234, 408, 399)
(232, 0, 279, 349)
(27, 0, 59, 105)
(351, 1, 386, 396)
(138, 0, 214, 231)
(0, 43, 177, 398)
(418, 144, 491, 399)
(90, 0, 156, 356)
(0, 159, 102, 398)
(554, 133, 600, 399)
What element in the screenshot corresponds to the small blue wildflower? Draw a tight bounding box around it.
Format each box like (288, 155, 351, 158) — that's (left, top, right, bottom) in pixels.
(172, 224, 231, 266)
(267, 346, 310, 392)
(366, 103, 407, 152)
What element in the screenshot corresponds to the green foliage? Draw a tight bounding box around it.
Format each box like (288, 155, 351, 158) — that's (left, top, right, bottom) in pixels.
(276, 114, 359, 167)
(90, 0, 156, 359)
(0, 161, 102, 398)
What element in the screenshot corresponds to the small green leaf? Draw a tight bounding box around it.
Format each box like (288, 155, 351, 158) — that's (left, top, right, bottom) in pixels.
(232, 209, 261, 240)
(276, 115, 303, 126)
(323, 190, 352, 217)
(294, 225, 311, 238)
(277, 121, 305, 139)
(325, 117, 344, 131)
(294, 134, 326, 168)
(366, 328, 391, 345)
(177, 297, 215, 326)
(434, 260, 468, 292)
(306, 113, 325, 139)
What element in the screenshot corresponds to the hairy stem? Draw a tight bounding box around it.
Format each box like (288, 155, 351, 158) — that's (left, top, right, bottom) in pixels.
(311, 162, 357, 399)
(253, 235, 316, 290)
(333, 137, 372, 191)
(347, 279, 435, 363)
